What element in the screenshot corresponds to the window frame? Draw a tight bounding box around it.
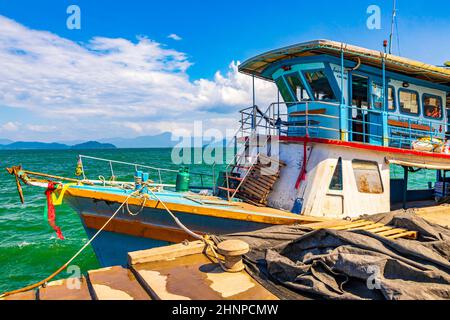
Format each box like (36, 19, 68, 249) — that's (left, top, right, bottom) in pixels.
(283, 71, 311, 102)
(398, 88, 421, 117)
(329, 157, 343, 191)
(422, 93, 443, 121)
(386, 85, 397, 112)
(351, 159, 384, 194)
(301, 68, 338, 102)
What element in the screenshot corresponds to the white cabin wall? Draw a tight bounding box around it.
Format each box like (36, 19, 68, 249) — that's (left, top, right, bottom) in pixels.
(268, 142, 391, 218)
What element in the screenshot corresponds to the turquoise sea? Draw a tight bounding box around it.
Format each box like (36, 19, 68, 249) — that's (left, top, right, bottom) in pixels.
(0, 148, 437, 293)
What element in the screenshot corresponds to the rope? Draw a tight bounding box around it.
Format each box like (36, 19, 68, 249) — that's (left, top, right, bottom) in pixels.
(0, 190, 138, 298)
(1, 183, 227, 298)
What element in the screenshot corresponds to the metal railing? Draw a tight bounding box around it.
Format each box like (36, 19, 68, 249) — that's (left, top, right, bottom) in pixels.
(238, 100, 448, 153)
(78, 155, 213, 188)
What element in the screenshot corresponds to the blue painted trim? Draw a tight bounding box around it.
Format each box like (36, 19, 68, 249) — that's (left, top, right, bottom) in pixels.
(422, 93, 444, 121)
(398, 88, 421, 117)
(262, 55, 450, 92)
(301, 67, 340, 103)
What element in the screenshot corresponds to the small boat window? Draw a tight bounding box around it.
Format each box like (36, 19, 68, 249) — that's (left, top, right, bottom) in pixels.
(399, 89, 419, 115)
(423, 94, 442, 119)
(351, 75, 369, 109)
(285, 73, 310, 101)
(352, 160, 383, 194)
(304, 70, 336, 101)
(388, 86, 396, 110)
(329, 158, 343, 191)
(275, 76, 294, 103)
(371, 83, 384, 109)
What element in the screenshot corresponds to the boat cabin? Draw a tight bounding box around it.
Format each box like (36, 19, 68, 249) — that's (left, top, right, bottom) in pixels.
(233, 40, 450, 218)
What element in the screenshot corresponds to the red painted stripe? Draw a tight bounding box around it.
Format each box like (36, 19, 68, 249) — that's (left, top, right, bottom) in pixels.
(279, 136, 450, 160)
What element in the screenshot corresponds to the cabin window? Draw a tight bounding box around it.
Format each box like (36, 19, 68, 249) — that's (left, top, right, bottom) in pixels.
(388, 86, 396, 111)
(329, 158, 343, 191)
(285, 73, 310, 101)
(351, 75, 369, 109)
(399, 90, 419, 115)
(303, 70, 336, 101)
(275, 77, 294, 103)
(423, 94, 443, 119)
(352, 160, 383, 194)
(371, 83, 384, 109)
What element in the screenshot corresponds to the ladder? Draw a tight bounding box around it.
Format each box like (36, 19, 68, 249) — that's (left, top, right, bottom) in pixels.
(218, 135, 285, 206)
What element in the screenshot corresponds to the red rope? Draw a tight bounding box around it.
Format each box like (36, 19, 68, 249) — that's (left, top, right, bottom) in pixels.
(295, 135, 309, 190)
(45, 182, 64, 240)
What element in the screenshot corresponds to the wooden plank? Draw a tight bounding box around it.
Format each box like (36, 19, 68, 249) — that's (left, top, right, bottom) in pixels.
(376, 228, 411, 237)
(88, 266, 151, 300)
(330, 221, 374, 230)
(388, 119, 431, 131)
(386, 231, 418, 240)
(290, 108, 327, 116)
(38, 277, 92, 300)
(347, 223, 386, 231)
(129, 241, 206, 265)
(2, 290, 37, 300)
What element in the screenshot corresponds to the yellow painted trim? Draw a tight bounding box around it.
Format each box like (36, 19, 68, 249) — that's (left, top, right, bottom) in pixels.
(66, 188, 326, 225)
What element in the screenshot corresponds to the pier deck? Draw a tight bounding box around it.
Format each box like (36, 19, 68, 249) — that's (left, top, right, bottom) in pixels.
(3, 206, 449, 301)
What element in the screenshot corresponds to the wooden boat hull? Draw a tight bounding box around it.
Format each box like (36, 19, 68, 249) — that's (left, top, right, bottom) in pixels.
(63, 188, 305, 267)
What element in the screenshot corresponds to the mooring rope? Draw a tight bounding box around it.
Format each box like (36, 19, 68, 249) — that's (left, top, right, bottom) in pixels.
(0, 190, 138, 298)
(0, 182, 226, 298)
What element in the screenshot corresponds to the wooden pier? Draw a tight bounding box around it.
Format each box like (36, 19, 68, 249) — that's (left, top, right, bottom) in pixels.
(3, 206, 449, 301)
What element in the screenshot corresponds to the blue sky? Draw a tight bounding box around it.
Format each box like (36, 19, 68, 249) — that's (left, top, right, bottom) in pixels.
(0, 0, 449, 142)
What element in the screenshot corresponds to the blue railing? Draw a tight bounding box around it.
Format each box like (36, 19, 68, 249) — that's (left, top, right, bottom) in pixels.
(239, 101, 448, 153)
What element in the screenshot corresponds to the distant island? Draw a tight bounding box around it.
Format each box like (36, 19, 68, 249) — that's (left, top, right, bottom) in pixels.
(0, 140, 117, 150)
(0, 132, 227, 150)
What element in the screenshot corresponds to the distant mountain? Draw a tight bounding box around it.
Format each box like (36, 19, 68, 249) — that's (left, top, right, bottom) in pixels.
(0, 139, 13, 145)
(71, 141, 116, 150)
(0, 141, 116, 150)
(101, 132, 178, 148)
(0, 141, 69, 150)
(101, 132, 227, 149)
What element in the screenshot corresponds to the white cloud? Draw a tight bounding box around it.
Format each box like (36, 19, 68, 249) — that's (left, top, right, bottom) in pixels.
(0, 15, 277, 141)
(0, 121, 20, 132)
(167, 33, 182, 41)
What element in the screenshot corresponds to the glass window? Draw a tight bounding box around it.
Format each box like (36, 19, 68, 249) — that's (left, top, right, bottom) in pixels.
(388, 86, 395, 111)
(275, 77, 293, 103)
(304, 70, 336, 101)
(423, 94, 442, 119)
(371, 83, 383, 109)
(351, 75, 369, 109)
(352, 160, 383, 194)
(285, 74, 310, 101)
(329, 158, 343, 191)
(399, 90, 419, 115)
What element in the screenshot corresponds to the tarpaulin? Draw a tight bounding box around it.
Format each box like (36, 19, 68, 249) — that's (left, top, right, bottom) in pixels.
(216, 211, 450, 300)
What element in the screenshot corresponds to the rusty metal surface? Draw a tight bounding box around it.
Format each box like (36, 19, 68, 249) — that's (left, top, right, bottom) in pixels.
(88, 266, 151, 300)
(38, 277, 92, 300)
(132, 253, 278, 300)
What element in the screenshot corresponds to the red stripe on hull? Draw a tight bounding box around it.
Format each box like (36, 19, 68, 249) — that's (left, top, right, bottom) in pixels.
(280, 136, 450, 160)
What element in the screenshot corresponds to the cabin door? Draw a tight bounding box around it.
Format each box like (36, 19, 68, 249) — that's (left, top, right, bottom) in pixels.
(367, 82, 384, 146)
(350, 75, 369, 142)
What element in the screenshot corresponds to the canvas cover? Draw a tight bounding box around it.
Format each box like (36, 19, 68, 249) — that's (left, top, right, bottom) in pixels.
(216, 211, 450, 300)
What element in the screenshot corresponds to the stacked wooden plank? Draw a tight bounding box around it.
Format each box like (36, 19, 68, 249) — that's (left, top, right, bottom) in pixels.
(238, 155, 286, 206)
(304, 219, 418, 240)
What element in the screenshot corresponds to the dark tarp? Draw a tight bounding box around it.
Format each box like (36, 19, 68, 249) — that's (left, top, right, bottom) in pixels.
(215, 211, 450, 300)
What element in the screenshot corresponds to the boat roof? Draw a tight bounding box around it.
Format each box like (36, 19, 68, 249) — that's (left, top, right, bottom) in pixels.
(239, 39, 450, 88)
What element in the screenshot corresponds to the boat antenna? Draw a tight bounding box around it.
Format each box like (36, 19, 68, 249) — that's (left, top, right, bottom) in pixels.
(388, 0, 397, 54)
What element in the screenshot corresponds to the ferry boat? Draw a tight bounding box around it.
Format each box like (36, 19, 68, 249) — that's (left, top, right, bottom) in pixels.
(8, 40, 450, 267)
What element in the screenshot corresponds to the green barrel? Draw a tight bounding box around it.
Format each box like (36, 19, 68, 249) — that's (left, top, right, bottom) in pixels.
(176, 167, 190, 192)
